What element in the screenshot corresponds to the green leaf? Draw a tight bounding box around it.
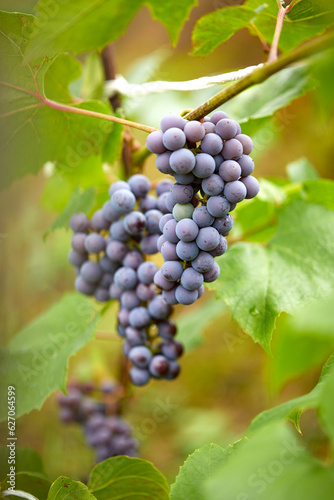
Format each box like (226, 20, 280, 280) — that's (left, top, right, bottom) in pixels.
(1, 472, 51, 499)
(286, 157, 320, 183)
(0, 293, 100, 422)
(44, 186, 96, 238)
(192, 6, 255, 56)
(48, 476, 96, 500)
(301, 179, 334, 210)
(170, 443, 241, 500)
(210, 201, 334, 351)
(176, 297, 226, 350)
(319, 365, 334, 453)
(204, 421, 334, 500)
(82, 52, 105, 100)
(223, 64, 315, 125)
(102, 110, 124, 165)
(0, 11, 113, 188)
(147, 0, 197, 46)
(44, 53, 82, 103)
(26, 0, 143, 61)
(0, 447, 45, 481)
(88, 456, 170, 500)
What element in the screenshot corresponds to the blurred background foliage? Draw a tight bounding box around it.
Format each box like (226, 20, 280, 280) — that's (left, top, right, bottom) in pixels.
(0, 0, 333, 487)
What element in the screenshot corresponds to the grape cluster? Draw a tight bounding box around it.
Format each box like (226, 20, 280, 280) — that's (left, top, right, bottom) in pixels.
(57, 382, 138, 462)
(145, 112, 259, 305)
(68, 175, 182, 386)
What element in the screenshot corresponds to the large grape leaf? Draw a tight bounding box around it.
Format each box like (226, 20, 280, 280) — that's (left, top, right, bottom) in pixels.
(209, 201, 334, 352)
(0, 447, 45, 481)
(192, 0, 334, 56)
(0, 293, 100, 422)
(1, 472, 51, 499)
(147, 0, 197, 46)
(48, 477, 96, 500)
(88, 456, 170, 500)
(0, 11, 115, 188)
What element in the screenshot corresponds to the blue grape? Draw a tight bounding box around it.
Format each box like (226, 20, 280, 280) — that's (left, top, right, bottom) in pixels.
(210, 111, 229, 124)
(159, 213, 174, 232)
(128, 174, 150, 198)
(161, 261, 184, 282)
(130, 367, 150, 386)
(215, 118, 237, 140)
(224, 180, 247, 203)
(198, 285, 205, 299)
(108, 181, 130, 197)
(171, 183, 194, 204)
(161, 241, 178, 261)
(91, 209, 110, 231)
(137, 262, 159, 284)
(222, 138, 243, 160)
(71, 233, 87, 253)
(75, 275, 95, 295)
(102, 201, 119, 222)
(68, 249, 88, 267)
(117, 308, 130, 327)
(123, 211, 147, 235)
(122, 340, 132, 355)
(207, 195, 230, 218)
(192, 206, 214, 228)
(201, 133, 223, 155)
(99, 273, 114, 289)
(148, 295, 172, 320)
(160, 113, 186, 132)
(172, 203, 194, 222)
(240, 175, 260, 199)
(114, 267, 137, 290)
(176, 241, 199, 261)
(191, 251, 214, 273)
(203, 261, 221, 282)
(109, 283, 123, 300)
(174, 172, 195, 184)
(201, 174, 225, 196)
(210, 235, 228, 257)
(212, 214, 233, 236)
(165, 193, 177, 213)
(122, 250, 143, 270)
(183, 120, 205, 142)
(157, 320, 177, 340)
(81, 261, 103, 284)
(120, 291, 141, 309)
(203, 122, 216, 134)
(169, 149, 196, 174)
(160, 340, 183, 360)
(193, 153, 216, 179)
(157, 234, 167, 252)
(106, 240, 128, 261)
(219, 160, 241, 182)
(145, 209, 163, 234)
(94, 288, 110, 303)
(156, 179, 174, 196)
(154, 270, 176, 291)
(129, 346, 152, 368)
(235, 134, 253, 154)
(146, 130, 166, 154)
(69, 213, 90, 233)
(175, 285, 198, 305)
(163, 218, 179, 243)
(163, 127, 186, 150)
(84, 233, 106, 254)
(129, 307, 151, 328)
(111, 189, 136, 215)
(175, 218, 199, 242)
(156, 151, 174, 174)
(139, 195, 157, 212)
(162, 287, 178, 305)
(136, 283, 156, 301)
(180, 267, 203, 291)
(238, 155, 254, 177)
(110, 220, 130, 242)
(165, 361, 181, 380)
(196, 227, 220, 251)
(156, 192, 169, 213)
(149, 355, 170, 378)
(140, 234, 160, 255)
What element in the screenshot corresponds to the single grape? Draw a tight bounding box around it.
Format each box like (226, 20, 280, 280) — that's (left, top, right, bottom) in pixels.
(108, 181, 130, 197)
(163, 218, 179, 243)
(120, 291, 141, 309)
(156, 179, 174, 196)
(94, 288, 110, 302)
(91, 209, 110, 231)
(160, 340, 184, 360)
(129, 346, 152, 368)
(118, 308, 130, 327)
(203, 122, 216, 134)
(203, 261, 221, 282)
(175, 285, 198, 305)
(156, 151, 174, 174)
(129, 307, 151, 328)
(128, 174, 151, 198)
(149, 355, 170, 378)
(174, 172, 195, 184)
(122, 339, 132, 355)
(212, 214, 233, 236)
(176, 240, 199, 261)
(84, 233, 106, 254)
(201, 133, 223, 155)
(148, 295, 172, 320)
(157, 234, 167, 251)
(99, 273, 113, 289)
(222, 138, 243, 160)
(154, 270, 176, 291)
(163, 127, 186, 151)
(159, 213, 174, 232)
(102, 201, 119, 222)
(136, 283, 156, 301)
(111, 189, 136, 215)
(207, 195, 230, 218)
(161, 261, 184, 282)
(210, 111, 229, 124)
(170, 149, 196, 174)
(122, 250, 143, 270)
(219, 160, 242, 182)
(68, 249, 88, 267)
(130, 367, 150, 386)
(235, 134, 253, 154)
(201, 174, 225, 196)
(213, 154, 224, 173)
(81, 261, 103, 284)
(238, 155, 254, 177)
(192, 206, 214, 228)
(145, 209, 163, 234)
(240, 175, 260, 199)
(161, 241, 178, 261)
(123, 211, 147, 235)
(165, 193, 177, 213)
(75, 275, 96, 295)
(109, 282, 123, 300)
(165, 361, 181, 380)
(139, 195, 157, 212)
(71, 233, 87, 253)
(183, 120, 205, 142)
(210, 235, 228, 257)
(191, 251, 215, 273)
(156, 192, 169, 214)
(175, 218, 199, 242)
(137, 261, 159, 284)
(224, 180, 247, 203)
(69, 213, 90, 233)
(172, 203, 194, 222)
(114, 267, 137, 290)
(198, 284, 205, 299)
(146, 130, 166, 154)
(196, 227, 220, 251)
(193, 153, 216, 179)
(171, 183, 194, 204)
(157, 320, 177, 340)
(106, 240, 128, 262)
(162, 287, 178, 305)
(180, 267, 204, 291)
(160, 113, 186, 132)
(215, 118, 237, 140)
(140, 234, 160, 255)
(110, 220, 130, 242)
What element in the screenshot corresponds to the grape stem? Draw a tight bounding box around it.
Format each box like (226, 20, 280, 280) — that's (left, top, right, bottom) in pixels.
(184, 32, 334, 121)
(267, 1, 294, 63)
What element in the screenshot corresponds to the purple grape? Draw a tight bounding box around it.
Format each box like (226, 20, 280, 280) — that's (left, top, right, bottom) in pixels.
(69, 213, 90, 233)
(175, 285, 198, 305)
(81, 261, 103, 284)
(193, 153, 216, 179)
(130, 367, 150, 386)
(198, 285, 205, 299)
(222, 138, 243, 160)
(100, 255, 119, 273)
(128, 174, 151, 198)
(109, 282, 123, 300)
(180, 267, 204, 291)
(156, 192, 169, 213)
(183, 120, 205, 142)
(196, 227, 220, 251)
(75, 275, 96, 295)
(224, 180, 247, 203)
(192, 206, 214, 228)
(213, 154, 224, 172)
(71, 233, 87, 253)
(191, 251, 215, 273)
(238, 155, 254, 177)
(162, 287, 179, 305)
(212, 214, 233, 236)
(94, 288, 110, 302)
(137, 262, 159, 284)
(159, 213, 174, 232)
(123, 211, 147, 235)
(108, 181, 131, 197)
(84, 233, 106, 253)
(174, 173, 195, 184)
(91, 210, 110, 231)
(109, 220, 130, 242)
(68, 249, 88, 267)
(235, 134, 253, 154)
(99, 273, 113, 289)
(146, 130, 166, 154)
(118, 308, 130, 327)
(215, 119, 237, 140)
(201, 133, 223, 155)
(165, 193, 177, 213)
(210, 111, 229, 124)
(203, 261, 221, 282)
(140, 234, 160, 255)
(157, 320, 177, 340)
(129, 307, 151, 328)
(149, 355, 170, 378)
(157, 234, 167, 251)
(161, 241, 178, 261)
(111, 189, 136, 215)
(120, 291, 141, 309)
(136, 283, 156, 301)
(165, 361, 181, 380)
(156, 151, 174, 175)
(148, 295, 172, 320)
(156, 179, 174, 196)
(102, 201, 119, 222)
(240, 175, 260, 199)
(122, 250, 143, 270)
(114, 267, 137, 290)
(171, 183, 194, 204)
(139, 195, 157, 212)
(170, 149, 196, 174)
(201, 174, 225, 196)
(106, 240, 128, 261)
(129, 346, 152, 368)
(163, 127, 186, 151)
(145, 209, 163, 234)
(203, 122, 216, 134)
(175, 218, 199, 242)
(210, 235, 228, 257)
(207, 195, 230, 218)
(176, 240, 199, 261)
(160, 114, 186, 132)
(163, 218, 179, 243)
(161, 261, 184, 282)
(219, 160, 242, 182)
(154, 270, 176, 291)
(160, 340, 184, 360)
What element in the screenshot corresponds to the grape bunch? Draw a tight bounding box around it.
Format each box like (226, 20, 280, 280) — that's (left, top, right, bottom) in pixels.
(68, 175, 182, 386)
(57, 382, 138, 463)
(145, 111, 259, 306)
